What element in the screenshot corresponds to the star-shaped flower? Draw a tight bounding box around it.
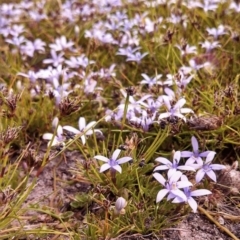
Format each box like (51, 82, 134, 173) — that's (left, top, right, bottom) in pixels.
(172, 175, 212, 213)
(153, 171, 193, 203)
(94, 149, 132, 173)
(195, 152, 226, 183)
(181, 136, 215, 167)
(63, 117, 102, 145)
(158, 96, 193, 122)
(154, 151, 195, 177)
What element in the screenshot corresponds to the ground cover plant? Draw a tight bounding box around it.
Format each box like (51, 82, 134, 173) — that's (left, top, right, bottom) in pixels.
(0, 0, 240, 239)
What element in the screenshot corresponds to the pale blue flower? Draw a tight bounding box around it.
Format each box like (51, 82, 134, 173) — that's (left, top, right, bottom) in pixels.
(172, 175, 212, 212)
(154, 151, 196, 177)
(181, 136, 215, 166)
(158, 96, 193, 122)
(63, 117, 102, 145)
(94, 149, 132, 173)
(42, 117, 65, 147)
(153, 171, 193, 203)
(195, 152, 226, 183)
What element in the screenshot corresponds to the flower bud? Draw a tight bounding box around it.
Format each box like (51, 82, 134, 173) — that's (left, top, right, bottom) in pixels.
(114, 197, 127, 215)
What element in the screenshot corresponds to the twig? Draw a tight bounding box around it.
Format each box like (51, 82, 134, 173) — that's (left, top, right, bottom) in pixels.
(198, 206, 239, 240)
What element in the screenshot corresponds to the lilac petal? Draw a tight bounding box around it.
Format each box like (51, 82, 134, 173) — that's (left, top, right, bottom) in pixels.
(78, 117, 86, 131)
(172, 197, 185, 203)
(47, 138, 58, 147)
(191, 136, 199, 153)
(117, 157, 132, 164)
(196, 169, 206, 183)
(185, 161, 202, 170)
(153, 173, 166, 186)
(206, 170, 217, 182)
(199, 150, 214, 157)
(43, 133, 54, 140)
(174, 151, 181, 163)
(187, 197, 198, 212)
(180, 108, 193, 113)
(85, 129, 94, 136)
(57, 126, 63, 136)
(80, 135, 86, 145)
(191, 189, 212, 197)
(112, 149, 121, 161)
(141, 73, 150, 81)
(94, 155, 109, 162)
(154, 165, 170, 171)
(63, 126, 80, 134)
(177, 180, 193, 189)
(181, 151, 193, 158)
(177, 165, 196, 171)
(173, 113, 187, 122)
(100, 163, 111, 173)
(167, 192, 177, 201)
(205, 152, 216, 163)
(210, 164, 226, 170)
(171, 189, 187, 201)
(195, 157, 204, 165)
(163, 96, 171, 110)
(85, 121, 96, 132)
(156, 189, 169, 202)
(169, 171, 182, 183)
(167, 168, 177, 178)
(52, 117, 59, 128)
(113, 165, 122, 173)
(158, 112, 171, 120)
(155, 157, 172, 165)
(173, 98, 186, 110)
(185, 157, 197, 165)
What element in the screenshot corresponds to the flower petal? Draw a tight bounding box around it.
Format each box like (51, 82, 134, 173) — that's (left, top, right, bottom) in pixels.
(181, 151, 193, 158)
(180, 108, 193, 113)
(191, 136, 199, 153)
(113, 165, 122, 173)
(191, 189, 212, 197)
(177, 180, 193, 189)
(196, 169, 205, 183)
(206, 170, 217, 182)
(85, 121, 96, 132)
(205, 152, 216, 163)
(174, 98, 186, 110)
(211, 164, 226, 170)
(169, 171, 182, 182)
(156, 189, 169, 203)
(173, 113, 186, 122)
(167, 168, 177, 179)
(158, 112, 171, 120)
(43, 133, 54, 140)
(174, 151, 181, 163)
(187, 197, 198, 213)
(112, 149, 121, 161)
(117, 157, 132, 164)
(63, 126, 80, 134)
(172, 196, 185, 203)
(78, 117, 86, 131)
(153, 173, 166, 186)
(57, 126, 63, 136)
(155, 157, 172, 165)
(171, 189, 187, 201)
(80, 135, 86, 145)
(94, 155, 109, 162)
(154, 165, 170, 171)
(100, 163, 111, 173)
(177, 165, 196, 172)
